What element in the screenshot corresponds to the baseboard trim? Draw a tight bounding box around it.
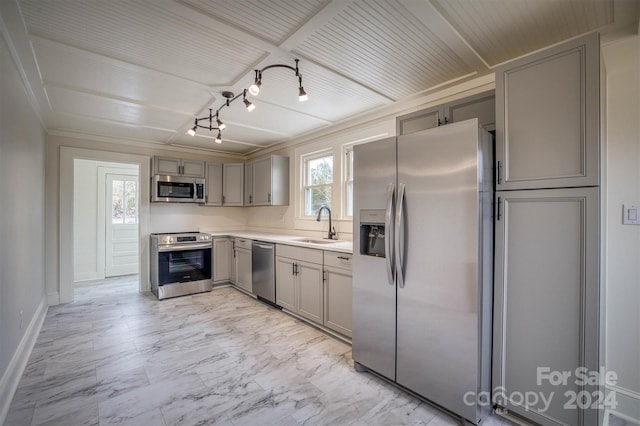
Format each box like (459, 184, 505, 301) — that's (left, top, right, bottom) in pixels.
(0, 297, 48, 424)
(606, 384, 640, 424)
(47, 291, 59, 306)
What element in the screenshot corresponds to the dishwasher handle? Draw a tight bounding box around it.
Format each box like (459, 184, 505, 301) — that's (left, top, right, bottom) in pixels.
(253, 243, 273, 250)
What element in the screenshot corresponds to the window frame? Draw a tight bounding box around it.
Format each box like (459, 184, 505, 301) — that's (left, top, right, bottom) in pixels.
(343, 146, 354, 218)
(301, 150, 334, 218)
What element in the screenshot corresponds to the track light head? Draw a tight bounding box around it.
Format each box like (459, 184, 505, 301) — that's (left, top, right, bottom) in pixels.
(243, 90, 255, 112)
(248, 70, 261, 96)
(216, 113, 226, 130)
(298, 86, 308, 102)
(214, 131, 222, 144)
(187, 127, 196, 136)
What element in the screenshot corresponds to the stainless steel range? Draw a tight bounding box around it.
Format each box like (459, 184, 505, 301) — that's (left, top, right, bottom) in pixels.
(150, 232, 212, 299)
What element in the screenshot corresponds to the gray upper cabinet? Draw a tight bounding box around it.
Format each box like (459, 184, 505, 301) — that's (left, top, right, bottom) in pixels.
(396, 90, 495, 136)
(222, 163, 244, 206)
(495, 32, 599, 190)
(444, 91, 496, 131)
(153, 156, 205, 178)
(252, 155, 289, 206)
(204, 163, 223, 206)
(204, 163, 244, 206)
(244, 161, 253, 205)
(396, 105, 443, 135)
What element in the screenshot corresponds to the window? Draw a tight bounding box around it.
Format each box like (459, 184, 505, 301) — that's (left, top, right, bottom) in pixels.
(303, 152, 333, 216)
(111, 178, 138, 224)
(344, 147, 354, 217)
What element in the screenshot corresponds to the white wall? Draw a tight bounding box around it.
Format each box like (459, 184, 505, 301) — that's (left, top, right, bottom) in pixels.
(45, 134, 249, 304)
(73, 159, 101, 281)
(603, 34, 640, 422)
(0, 28, 47, 422)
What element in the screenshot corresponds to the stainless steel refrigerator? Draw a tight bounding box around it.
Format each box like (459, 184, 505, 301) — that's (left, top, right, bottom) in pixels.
(352, 119, 494, 425)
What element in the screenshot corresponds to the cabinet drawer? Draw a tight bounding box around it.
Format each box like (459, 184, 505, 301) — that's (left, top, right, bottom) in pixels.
(234, 238, 252, 250)
(324, 251, 352, 270)
(276, 244, 322, 264)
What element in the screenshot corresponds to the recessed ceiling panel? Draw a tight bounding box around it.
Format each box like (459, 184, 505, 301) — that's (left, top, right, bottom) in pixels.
(48, 111, 176, 143)
(430, 0, 614, 67)
(31, 37, 213, 114)
(294, 0, 474, 100)
(45, 86, 191, 130)
(181, 0, 329, 44)
(18, 0, 267, 85)
(202, 96, 330, 137)
(172, 132, 269, 154)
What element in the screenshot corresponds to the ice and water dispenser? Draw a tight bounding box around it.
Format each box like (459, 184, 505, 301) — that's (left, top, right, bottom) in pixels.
(359, 209, 386, 257)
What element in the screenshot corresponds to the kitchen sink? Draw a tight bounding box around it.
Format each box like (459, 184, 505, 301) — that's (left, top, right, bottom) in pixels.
(292, 238, 339, 245)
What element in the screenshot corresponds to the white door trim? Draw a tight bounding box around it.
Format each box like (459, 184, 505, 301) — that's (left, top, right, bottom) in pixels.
(60, 147, 150, 304)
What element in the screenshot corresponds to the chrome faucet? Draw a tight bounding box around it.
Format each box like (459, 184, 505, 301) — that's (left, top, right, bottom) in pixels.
(316, 205, 337, 240)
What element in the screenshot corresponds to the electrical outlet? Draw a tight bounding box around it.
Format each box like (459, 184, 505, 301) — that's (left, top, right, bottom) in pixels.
(19, 309, 23, 329)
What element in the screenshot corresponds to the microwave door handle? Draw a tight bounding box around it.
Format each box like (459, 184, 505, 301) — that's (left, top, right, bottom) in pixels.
(384, 182, 395, 286)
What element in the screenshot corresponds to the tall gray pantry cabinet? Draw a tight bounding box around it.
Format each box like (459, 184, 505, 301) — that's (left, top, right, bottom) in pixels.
(492, 33, 600, 426)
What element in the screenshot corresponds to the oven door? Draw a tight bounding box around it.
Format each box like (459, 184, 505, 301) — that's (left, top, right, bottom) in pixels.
(156, 243, 212, 285)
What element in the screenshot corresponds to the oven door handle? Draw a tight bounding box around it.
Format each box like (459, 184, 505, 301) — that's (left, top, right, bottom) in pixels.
(157, 243, 212, 252)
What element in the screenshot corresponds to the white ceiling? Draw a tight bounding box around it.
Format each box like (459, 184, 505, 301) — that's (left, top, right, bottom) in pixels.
(1, 0, 638, 156)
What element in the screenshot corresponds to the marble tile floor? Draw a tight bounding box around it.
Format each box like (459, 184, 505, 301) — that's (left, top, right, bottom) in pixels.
(5, 276, 514, 426)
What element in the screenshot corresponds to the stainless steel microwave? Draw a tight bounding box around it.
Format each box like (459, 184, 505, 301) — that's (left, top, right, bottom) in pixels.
(151, 175, 205, 203)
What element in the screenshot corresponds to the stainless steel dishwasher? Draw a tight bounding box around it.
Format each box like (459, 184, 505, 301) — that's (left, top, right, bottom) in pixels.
(252, 241, 276, 304)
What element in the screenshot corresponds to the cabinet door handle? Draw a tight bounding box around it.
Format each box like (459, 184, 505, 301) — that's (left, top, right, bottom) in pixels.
(292, 263, 295, 276)
(222, 195, 225, 204)
(497, 160, 502, 185)
(496, 196, 502, 221)
(268, 193, 271, 203)
(323, 270, 327, 282)
(249, 195, 252, 204)
(337, 256, 350, 261)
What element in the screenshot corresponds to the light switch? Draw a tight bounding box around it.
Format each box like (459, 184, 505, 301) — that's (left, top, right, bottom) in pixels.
(623, 204, 640, 225)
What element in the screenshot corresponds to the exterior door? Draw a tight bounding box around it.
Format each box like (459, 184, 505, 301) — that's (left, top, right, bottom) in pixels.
(352, 137, 397, 381)
(105, 173, 139, 277)
(395, 120, 482, 422)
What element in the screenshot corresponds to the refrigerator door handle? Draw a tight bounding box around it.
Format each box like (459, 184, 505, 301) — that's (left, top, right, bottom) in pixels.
(384, 182, 395, 285)
(395, 182, 406, 288)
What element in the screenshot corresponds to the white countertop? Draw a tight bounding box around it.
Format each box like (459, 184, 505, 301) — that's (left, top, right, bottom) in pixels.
(205, 231, 353, 254)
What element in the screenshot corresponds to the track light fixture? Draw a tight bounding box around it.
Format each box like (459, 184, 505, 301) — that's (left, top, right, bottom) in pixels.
(187, 59, 308, 144)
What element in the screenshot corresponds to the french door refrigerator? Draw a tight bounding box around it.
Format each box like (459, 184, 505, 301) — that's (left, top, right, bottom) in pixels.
(352, 119, 494, 425)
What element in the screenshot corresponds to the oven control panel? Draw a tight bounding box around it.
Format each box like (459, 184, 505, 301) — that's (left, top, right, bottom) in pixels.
(153, 233, 211, 245)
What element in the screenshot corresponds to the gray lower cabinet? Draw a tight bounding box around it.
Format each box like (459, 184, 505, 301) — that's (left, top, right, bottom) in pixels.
(493, 187, 599, 426)
(495, 32, 599, 190)
(323, 251, 352, 338)
(212, 237, 231, 283)
(236, 246, 252, 293)
(275, 245, 323, 324)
